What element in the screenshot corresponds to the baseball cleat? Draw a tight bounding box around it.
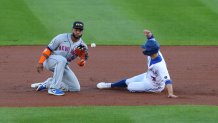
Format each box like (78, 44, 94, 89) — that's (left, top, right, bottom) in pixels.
(48, 89, 65, 96)
(31, 82, 42, 88)
(96, 82, 111, 89)
(36, 83, 47, 91)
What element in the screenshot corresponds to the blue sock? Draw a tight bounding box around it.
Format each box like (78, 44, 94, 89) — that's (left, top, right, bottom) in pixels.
(111, 79, 127, 88)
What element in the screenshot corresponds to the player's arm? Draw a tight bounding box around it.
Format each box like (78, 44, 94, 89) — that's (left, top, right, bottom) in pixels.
(37, 34, 62, 73)
(37, 47, 52, 73)
(158, 67, 178, 98)
(165, 80, 178, 98)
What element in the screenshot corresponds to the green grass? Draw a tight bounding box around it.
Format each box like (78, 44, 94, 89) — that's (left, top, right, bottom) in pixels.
(0, 0, 218, 45)
(0, 105, 218, 123)
(0, 0, 51, 45)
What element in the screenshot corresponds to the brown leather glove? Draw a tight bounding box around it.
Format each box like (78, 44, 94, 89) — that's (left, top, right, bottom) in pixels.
(74, 44, 88, 60)
(75, 45, 86, 56)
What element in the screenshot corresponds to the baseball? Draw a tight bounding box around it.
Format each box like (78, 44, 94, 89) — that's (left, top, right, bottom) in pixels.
(91, 43, 96, 48)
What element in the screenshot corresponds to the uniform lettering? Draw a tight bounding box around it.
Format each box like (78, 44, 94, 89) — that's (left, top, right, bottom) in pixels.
(59, 45, 70, 52)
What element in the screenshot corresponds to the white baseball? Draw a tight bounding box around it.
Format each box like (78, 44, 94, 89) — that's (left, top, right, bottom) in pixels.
(91, 43, 96, 48)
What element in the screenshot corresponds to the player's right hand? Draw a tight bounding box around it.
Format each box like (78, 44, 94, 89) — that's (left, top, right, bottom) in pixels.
(37, 63, 43, 73)
(168, 94, 178, 98)
(77, 59, 85, 67)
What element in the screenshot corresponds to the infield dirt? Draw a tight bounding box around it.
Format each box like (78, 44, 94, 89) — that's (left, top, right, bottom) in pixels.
(0, 46, 217, 107)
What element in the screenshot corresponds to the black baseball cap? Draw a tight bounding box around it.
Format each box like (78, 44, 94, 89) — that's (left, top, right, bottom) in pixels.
(73, 21, 84, 30)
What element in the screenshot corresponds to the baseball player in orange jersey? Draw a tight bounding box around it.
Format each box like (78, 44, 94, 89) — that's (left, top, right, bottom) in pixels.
(31, 21, 88, 96)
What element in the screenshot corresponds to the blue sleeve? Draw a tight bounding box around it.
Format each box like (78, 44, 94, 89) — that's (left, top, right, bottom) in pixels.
(165, 80, 172, 85)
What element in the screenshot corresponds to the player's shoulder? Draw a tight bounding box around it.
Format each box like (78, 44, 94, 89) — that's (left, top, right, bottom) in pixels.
(53, 33, 69, 41)
(151, 55, 165, 67)
(78, 38, 86, 44)
(81, 40, 88, 47)
(55, 33, 68, 38)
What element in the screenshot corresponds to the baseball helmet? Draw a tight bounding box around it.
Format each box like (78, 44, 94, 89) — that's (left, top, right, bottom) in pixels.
(73, 21, 84, 30)
(141, 39, 160, 56)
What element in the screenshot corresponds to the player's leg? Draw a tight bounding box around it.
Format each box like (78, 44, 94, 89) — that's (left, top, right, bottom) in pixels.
(34, 77, 71, 92)
(61, 66, 80, 92)
(44, 55, 66, 95)
(125, 73, 146, 85)
(96, 78, 127, 89)
(97, 73, 146, 89)
(127, 81, 164, 93)
(35, 77, 52, 91)
(31, 82, 42, 88)
(31, 77, 52, 88)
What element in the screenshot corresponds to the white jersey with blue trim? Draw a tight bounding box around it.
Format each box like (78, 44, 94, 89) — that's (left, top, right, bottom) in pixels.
(146, 52, 171, 87)
(146, 37, 171, 87)
(48, 33, 88, 62)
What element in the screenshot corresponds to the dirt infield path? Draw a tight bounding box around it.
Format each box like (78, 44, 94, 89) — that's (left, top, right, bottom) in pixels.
(0, 46, 217, 107)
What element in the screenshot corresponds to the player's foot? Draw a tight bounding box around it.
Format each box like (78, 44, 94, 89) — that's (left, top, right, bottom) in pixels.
(36, 83, 47, 91)
(31, 82, 42, 88)
(96, 82, 111, 89)
(48, 89, 65, 96)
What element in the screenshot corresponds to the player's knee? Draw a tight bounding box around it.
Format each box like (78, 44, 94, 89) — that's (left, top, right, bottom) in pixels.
(127, 83, 143, 92)
(69, 85, 80, 92)
(74, 87, 80, 92)
(75, 85, 80, 91)
(57, 56, 67, 65)
(71, 87, 80, 92)
(60, 58, 67, 64)
(127, 84, 135, 92)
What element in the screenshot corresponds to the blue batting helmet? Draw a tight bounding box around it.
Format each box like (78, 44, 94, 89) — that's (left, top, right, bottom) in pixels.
(141, 39, 160, 56)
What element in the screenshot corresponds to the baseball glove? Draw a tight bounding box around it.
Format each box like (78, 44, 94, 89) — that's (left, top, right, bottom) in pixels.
(74, 44, 88, 67)
(75, 44, 88, 67)
(74, 44, 88, 60)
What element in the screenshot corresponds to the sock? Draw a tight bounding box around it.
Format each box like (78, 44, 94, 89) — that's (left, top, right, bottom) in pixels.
(111, 79, 127, 88)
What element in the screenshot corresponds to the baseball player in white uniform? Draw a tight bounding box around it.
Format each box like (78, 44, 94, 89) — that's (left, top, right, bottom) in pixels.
(97, 29, 177, 98)
(31, 21, 88, 96)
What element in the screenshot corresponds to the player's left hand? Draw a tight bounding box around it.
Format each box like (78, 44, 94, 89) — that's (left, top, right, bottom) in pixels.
(75, 45, 86, 57)
(75, 44, 89, 60)
(168, 94, 178, 98)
